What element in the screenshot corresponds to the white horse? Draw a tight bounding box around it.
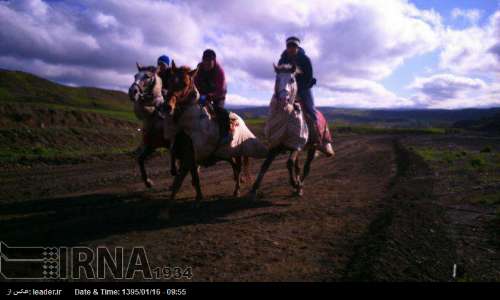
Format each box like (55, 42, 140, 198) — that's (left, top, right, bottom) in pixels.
(248, 64, 334, 200)
(128, 63, 172, 188)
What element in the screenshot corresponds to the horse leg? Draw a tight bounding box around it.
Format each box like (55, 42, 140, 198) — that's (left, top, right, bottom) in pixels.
(138, 145, 154, 188)
(190, 164, 203, 208)
(241, 156, 251, 184)
(159, 164, 188, 220)
(287, 150, 299, 189)
(301, 147, 316, 182)
(171, 132, 201, 207)
(248, 147, 280, 201)
(170, 158, 190, 203)
(295, 154, 304, 196)
(287, 150, 303, 196)
(191, 165, 200, 188)
(170, 140, 178, 177)
(230, 158, 242, 198)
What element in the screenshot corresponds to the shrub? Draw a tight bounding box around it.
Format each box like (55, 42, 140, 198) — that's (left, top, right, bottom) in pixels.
(470, 157, 484, 168)
(480, 146, 492, 153)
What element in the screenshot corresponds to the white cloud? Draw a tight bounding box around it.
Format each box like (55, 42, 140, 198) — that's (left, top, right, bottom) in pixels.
(408, 73, 499, 109)
(226, 94, 268, 107)
(0, 0, 497, 109)
(451, 8, 482, 24)
(439, 11, 500, 76)
(185, 0, 443, 106)
(317, 79, 414, 109)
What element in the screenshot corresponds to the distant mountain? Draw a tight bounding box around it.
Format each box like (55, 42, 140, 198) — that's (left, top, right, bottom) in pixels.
(1, 68, 499, 129)
(0, 69, 130, 112)
(232, 106, 500, 128)
(453, 112, 500, 134)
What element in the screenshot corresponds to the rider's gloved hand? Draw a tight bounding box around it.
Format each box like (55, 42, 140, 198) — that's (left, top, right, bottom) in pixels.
(199, 95, 207, 106)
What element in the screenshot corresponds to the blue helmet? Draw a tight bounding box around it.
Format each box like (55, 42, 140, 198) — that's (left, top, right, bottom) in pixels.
(157, 55, 170, 67)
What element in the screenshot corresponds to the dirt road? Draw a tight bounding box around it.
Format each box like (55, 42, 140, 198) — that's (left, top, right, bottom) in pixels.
(1, 135, 446, 281)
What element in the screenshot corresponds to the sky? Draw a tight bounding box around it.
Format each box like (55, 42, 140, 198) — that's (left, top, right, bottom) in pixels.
(0, 0, 499, 109)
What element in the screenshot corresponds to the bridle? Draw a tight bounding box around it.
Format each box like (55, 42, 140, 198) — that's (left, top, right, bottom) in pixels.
(166, 73, 198, 111)
(275, 71, 298, 106)
(132, 73, 157, 103)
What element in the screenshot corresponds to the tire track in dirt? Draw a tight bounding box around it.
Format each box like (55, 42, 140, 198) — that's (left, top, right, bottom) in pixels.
(343, 140, 457, 281)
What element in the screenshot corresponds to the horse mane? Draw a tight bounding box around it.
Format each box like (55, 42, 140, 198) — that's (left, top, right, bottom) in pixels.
(166, 65, 198, 111)
(275, 63, 302, 75)
(277, 64, 293, 70)
(276, 64, 294, 72)
(177, 66, 194, 73)
(139, 65, 157, 73)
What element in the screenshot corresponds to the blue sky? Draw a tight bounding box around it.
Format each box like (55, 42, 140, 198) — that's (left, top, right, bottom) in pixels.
(382, 0, 498, 98)
(413, 0, 498, 21)
(0, 0, 499, 109)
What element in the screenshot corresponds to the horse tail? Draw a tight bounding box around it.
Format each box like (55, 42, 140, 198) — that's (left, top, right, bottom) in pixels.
(241, 156, 252, 183)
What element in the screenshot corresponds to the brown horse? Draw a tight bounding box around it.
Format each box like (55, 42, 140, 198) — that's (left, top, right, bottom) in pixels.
(248, 64, 334, 201)
(128, 63, 173, 188)
(163, 61, 267, 208)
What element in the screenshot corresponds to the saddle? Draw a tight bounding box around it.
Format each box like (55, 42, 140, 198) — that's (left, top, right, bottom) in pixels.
(296, 102, 333, 146)
(201, 102, 237, 137)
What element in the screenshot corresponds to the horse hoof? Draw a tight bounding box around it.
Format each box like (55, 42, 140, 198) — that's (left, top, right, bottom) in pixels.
(158, 208, 170, 220)
(145, 179, 154, 188)
(321, 143, 335, 157)
(294, 189, 303, 197)
(233, 190, 241, 198)
(247, 191, 258, 201)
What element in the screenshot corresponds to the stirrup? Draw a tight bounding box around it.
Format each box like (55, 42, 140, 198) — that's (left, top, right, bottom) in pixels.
(220, 133, 233, 145)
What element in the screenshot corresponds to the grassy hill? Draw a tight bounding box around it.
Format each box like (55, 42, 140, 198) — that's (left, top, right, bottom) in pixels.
(0, 69, 130, 111)
(0, 69, 141, 166)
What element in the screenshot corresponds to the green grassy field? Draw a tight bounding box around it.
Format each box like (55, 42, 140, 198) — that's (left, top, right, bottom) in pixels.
(243, 117, 447, 135)
(0, 127, 141, 165)
(333, 124, 446, 135)
(414, 147, 500, 172)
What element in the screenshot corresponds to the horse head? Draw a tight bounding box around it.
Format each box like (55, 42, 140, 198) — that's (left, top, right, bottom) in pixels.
(129, 63, 160, 104)
(165, 60, 198, 114)
(273, 63, 301, 108)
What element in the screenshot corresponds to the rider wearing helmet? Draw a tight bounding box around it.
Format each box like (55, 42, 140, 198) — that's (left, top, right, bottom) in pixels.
(194, 49, 231, 144)
(278, 37, 320, 142)
(157, 55, 171, 98)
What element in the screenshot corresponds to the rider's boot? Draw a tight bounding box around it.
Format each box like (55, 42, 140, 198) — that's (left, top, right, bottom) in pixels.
(217, 108, 233, 145)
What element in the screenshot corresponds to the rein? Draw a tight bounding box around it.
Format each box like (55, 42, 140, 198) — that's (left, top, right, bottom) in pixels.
(174, 78, 198, 105)
(275, 76, 298, 107)
(135, 75, 158, 103)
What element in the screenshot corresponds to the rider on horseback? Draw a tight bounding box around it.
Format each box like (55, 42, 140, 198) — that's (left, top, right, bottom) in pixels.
(157, 54, 171, 107)
(278, 37, 320, 143)
(194, 49, 232, 145)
